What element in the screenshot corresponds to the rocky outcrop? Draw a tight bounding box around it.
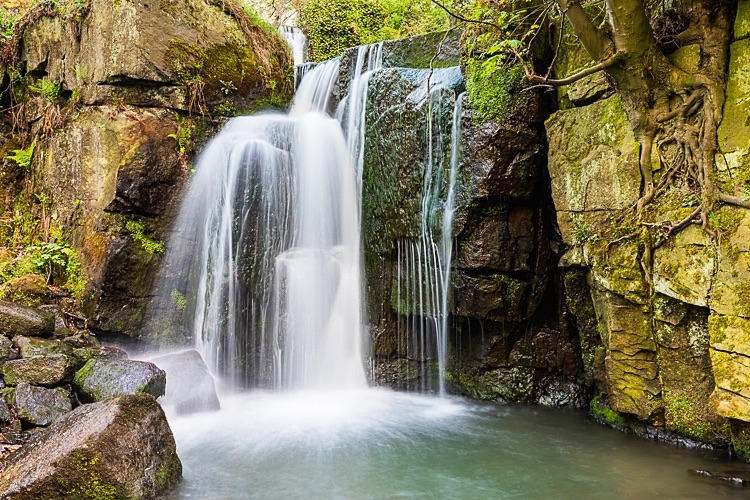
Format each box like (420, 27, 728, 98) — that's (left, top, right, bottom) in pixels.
(0, 0, 293, 340)
(0, 394, 181, 499)
(545, 7, 750, 452)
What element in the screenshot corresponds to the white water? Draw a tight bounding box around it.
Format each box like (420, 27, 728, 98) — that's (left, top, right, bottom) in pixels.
(160, 60, 366, 390)
(279, 26, 307, 66)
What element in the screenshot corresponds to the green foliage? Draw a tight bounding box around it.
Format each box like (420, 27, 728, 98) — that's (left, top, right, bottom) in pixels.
(171, 289, 187, 311)
(125, 217, 164, 255)
(29, 79, 63, 101)
(5, 142, 35, 170)
(0, 239, 88, 298)
(299, 0, 448, 61)
(0, 8, 21, 39)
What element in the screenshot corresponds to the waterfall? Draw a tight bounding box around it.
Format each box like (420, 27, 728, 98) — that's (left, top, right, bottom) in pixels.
(158, 60, 367, 390)
(394, 84, 464, 395)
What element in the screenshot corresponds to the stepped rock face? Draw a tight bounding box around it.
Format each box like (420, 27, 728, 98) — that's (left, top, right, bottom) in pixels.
(545, 7, 750, 452)
(1, 0, 292, 339)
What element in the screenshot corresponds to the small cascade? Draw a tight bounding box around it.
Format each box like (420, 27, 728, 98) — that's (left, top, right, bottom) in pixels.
(157, 60, 368, 390)
(279, 26, 308, 66)
(394, 86, 464, 395)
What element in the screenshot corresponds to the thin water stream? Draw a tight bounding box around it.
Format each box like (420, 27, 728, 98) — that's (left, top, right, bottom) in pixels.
(167, 390, 747, 498)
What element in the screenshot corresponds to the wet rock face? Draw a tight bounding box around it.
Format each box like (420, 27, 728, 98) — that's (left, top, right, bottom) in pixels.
(0, 394, 181, 499)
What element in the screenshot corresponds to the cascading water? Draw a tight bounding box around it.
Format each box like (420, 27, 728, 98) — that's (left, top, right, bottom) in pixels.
(158, 59, 367, 390)
(393, 71, 464, 394)
(279, 26, 308, 66)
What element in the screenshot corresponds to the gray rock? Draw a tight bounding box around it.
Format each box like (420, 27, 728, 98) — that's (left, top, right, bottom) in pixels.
(0, 394, 181, 498)
(0, 335, 19, 362)
(2, 354, 72, 386)
(0, 397, 11, 423)
(14, 383, 71, 426)
(0, 300, 55, 338)
(37, 305, 66, 331)
(73, 358, 166, 402)
(150, 350, 220, 415)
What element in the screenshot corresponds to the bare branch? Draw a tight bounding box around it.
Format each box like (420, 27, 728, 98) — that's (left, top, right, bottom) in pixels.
(524, 51, 620, 87)
(429, 0, 501, 30)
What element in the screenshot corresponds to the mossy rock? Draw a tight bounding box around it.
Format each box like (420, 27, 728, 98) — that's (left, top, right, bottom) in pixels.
(73, 358, 166, 402)
(0, 394, 181, 498)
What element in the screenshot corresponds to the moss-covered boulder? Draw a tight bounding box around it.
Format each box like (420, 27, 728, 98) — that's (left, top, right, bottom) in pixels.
(0, 393, 181, 498)
(0, 300, 55, 338)
(73, 358, 166, 402)
(3, 354, 72, 386)
(13, 335, 73, 359)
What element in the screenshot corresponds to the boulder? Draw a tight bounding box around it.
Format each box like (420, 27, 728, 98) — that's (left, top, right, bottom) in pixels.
(0, 300, 55, 338)
(13, 336, 73, 359)
(0, 274, 51, 307)
(73, 358, 166, 402)
(14, 383, 71, 427)
(0, 394, 181, 498)
(3, 354, 72, 386)
(150, 349, 220, 415)
(0, 335, 19, 362)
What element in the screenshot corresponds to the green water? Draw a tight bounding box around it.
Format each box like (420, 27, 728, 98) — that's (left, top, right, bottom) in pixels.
(167, 389, 748, 498)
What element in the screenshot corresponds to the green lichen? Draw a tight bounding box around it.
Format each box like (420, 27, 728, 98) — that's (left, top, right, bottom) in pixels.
(663, 391, 721, 442)
(54, 451, 125, 500)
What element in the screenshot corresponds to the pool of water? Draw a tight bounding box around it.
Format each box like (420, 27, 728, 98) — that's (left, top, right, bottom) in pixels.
(167, 389, 748, 498)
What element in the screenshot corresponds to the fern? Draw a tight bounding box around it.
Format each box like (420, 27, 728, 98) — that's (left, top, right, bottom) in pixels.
(29, 80, 63, 101)
(6, 142, 35, 169)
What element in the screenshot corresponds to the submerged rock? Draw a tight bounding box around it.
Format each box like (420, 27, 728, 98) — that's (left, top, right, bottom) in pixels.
(150, 349, 220, 415)
(73, 358, 166, 402)
(14, 383, 71, 427)
(0, 300, 55, 338)
(0, 394, 181, 498)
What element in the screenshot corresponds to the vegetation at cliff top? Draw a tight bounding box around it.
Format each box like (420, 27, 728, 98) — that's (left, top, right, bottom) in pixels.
(297, 0, 449, 61)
